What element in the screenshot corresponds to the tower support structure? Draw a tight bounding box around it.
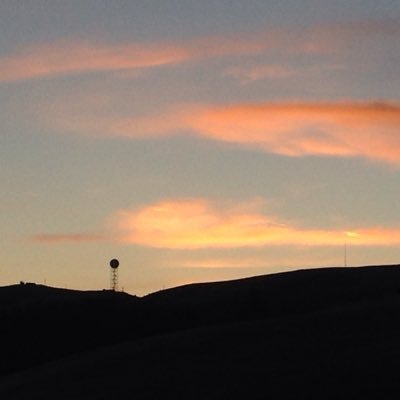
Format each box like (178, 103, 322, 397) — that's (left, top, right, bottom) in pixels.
(110, 268, 118, 291)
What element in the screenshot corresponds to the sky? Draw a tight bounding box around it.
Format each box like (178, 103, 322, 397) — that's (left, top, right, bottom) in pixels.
(1, 1, 400, 295)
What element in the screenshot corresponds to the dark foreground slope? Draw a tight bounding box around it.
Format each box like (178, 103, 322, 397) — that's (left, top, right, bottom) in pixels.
(2, 298, 400, 399)
(1, 265, 400, 399)
(0, 284, 140, 375)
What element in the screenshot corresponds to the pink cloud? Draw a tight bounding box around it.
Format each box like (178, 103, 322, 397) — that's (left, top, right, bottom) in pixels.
(0, 33, 276, 83)
(0, 22, 354, 84)
(186, 102, 400, 164)
(1, 18, 397, 83)
(0, 40, 190, 83)
(49, 100, 400, 165)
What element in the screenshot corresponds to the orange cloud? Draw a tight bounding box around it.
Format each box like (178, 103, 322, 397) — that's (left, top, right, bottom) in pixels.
(1, 18, 397, 83)
(111, 199, 400, 249)
(0, 40, 190, 83)
(55, 101, 399, 165)
(0, 33, 275, 83)
(31, 199, 400, 249)
(185, 102, 400, 164)
(0, 24, 346, 84)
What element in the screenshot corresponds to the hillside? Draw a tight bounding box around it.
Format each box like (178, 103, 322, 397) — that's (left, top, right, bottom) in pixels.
(1, 265, 400, 398)
(0, 283, 140, 375)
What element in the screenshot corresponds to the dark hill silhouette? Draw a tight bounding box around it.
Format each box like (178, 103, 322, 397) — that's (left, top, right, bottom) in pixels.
(0, 283, 137, 313)
(142, 264, 400, 332)
(0, 283, 140, 375)
(1, 265, 400, 398)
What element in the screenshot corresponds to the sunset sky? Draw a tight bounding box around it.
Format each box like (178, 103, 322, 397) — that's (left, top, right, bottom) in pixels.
(1, 1, 400, 295)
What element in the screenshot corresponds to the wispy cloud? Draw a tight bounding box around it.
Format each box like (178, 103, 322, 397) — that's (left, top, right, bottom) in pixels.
(0, 32, 282, 83)
(178, 257, 276, 269)
(186, 102, 400, 164)
(0, 40, 190, 83)
(110, 198, 400, 249)
(4, 18, 393, 83)
(224, 63, 345, 84)
(224, 64, 299, 83)
(31, 198, 400, 249)
(45, 100, 400, 165)
(313, 19, 400, 37)
(31, 233, 105, 244)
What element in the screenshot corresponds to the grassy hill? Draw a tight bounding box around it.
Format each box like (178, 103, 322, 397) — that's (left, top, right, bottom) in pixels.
(1, 265, 400, 398)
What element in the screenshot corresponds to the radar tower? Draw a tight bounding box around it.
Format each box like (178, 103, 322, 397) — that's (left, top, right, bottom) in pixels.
(109, 259, 120, 291)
